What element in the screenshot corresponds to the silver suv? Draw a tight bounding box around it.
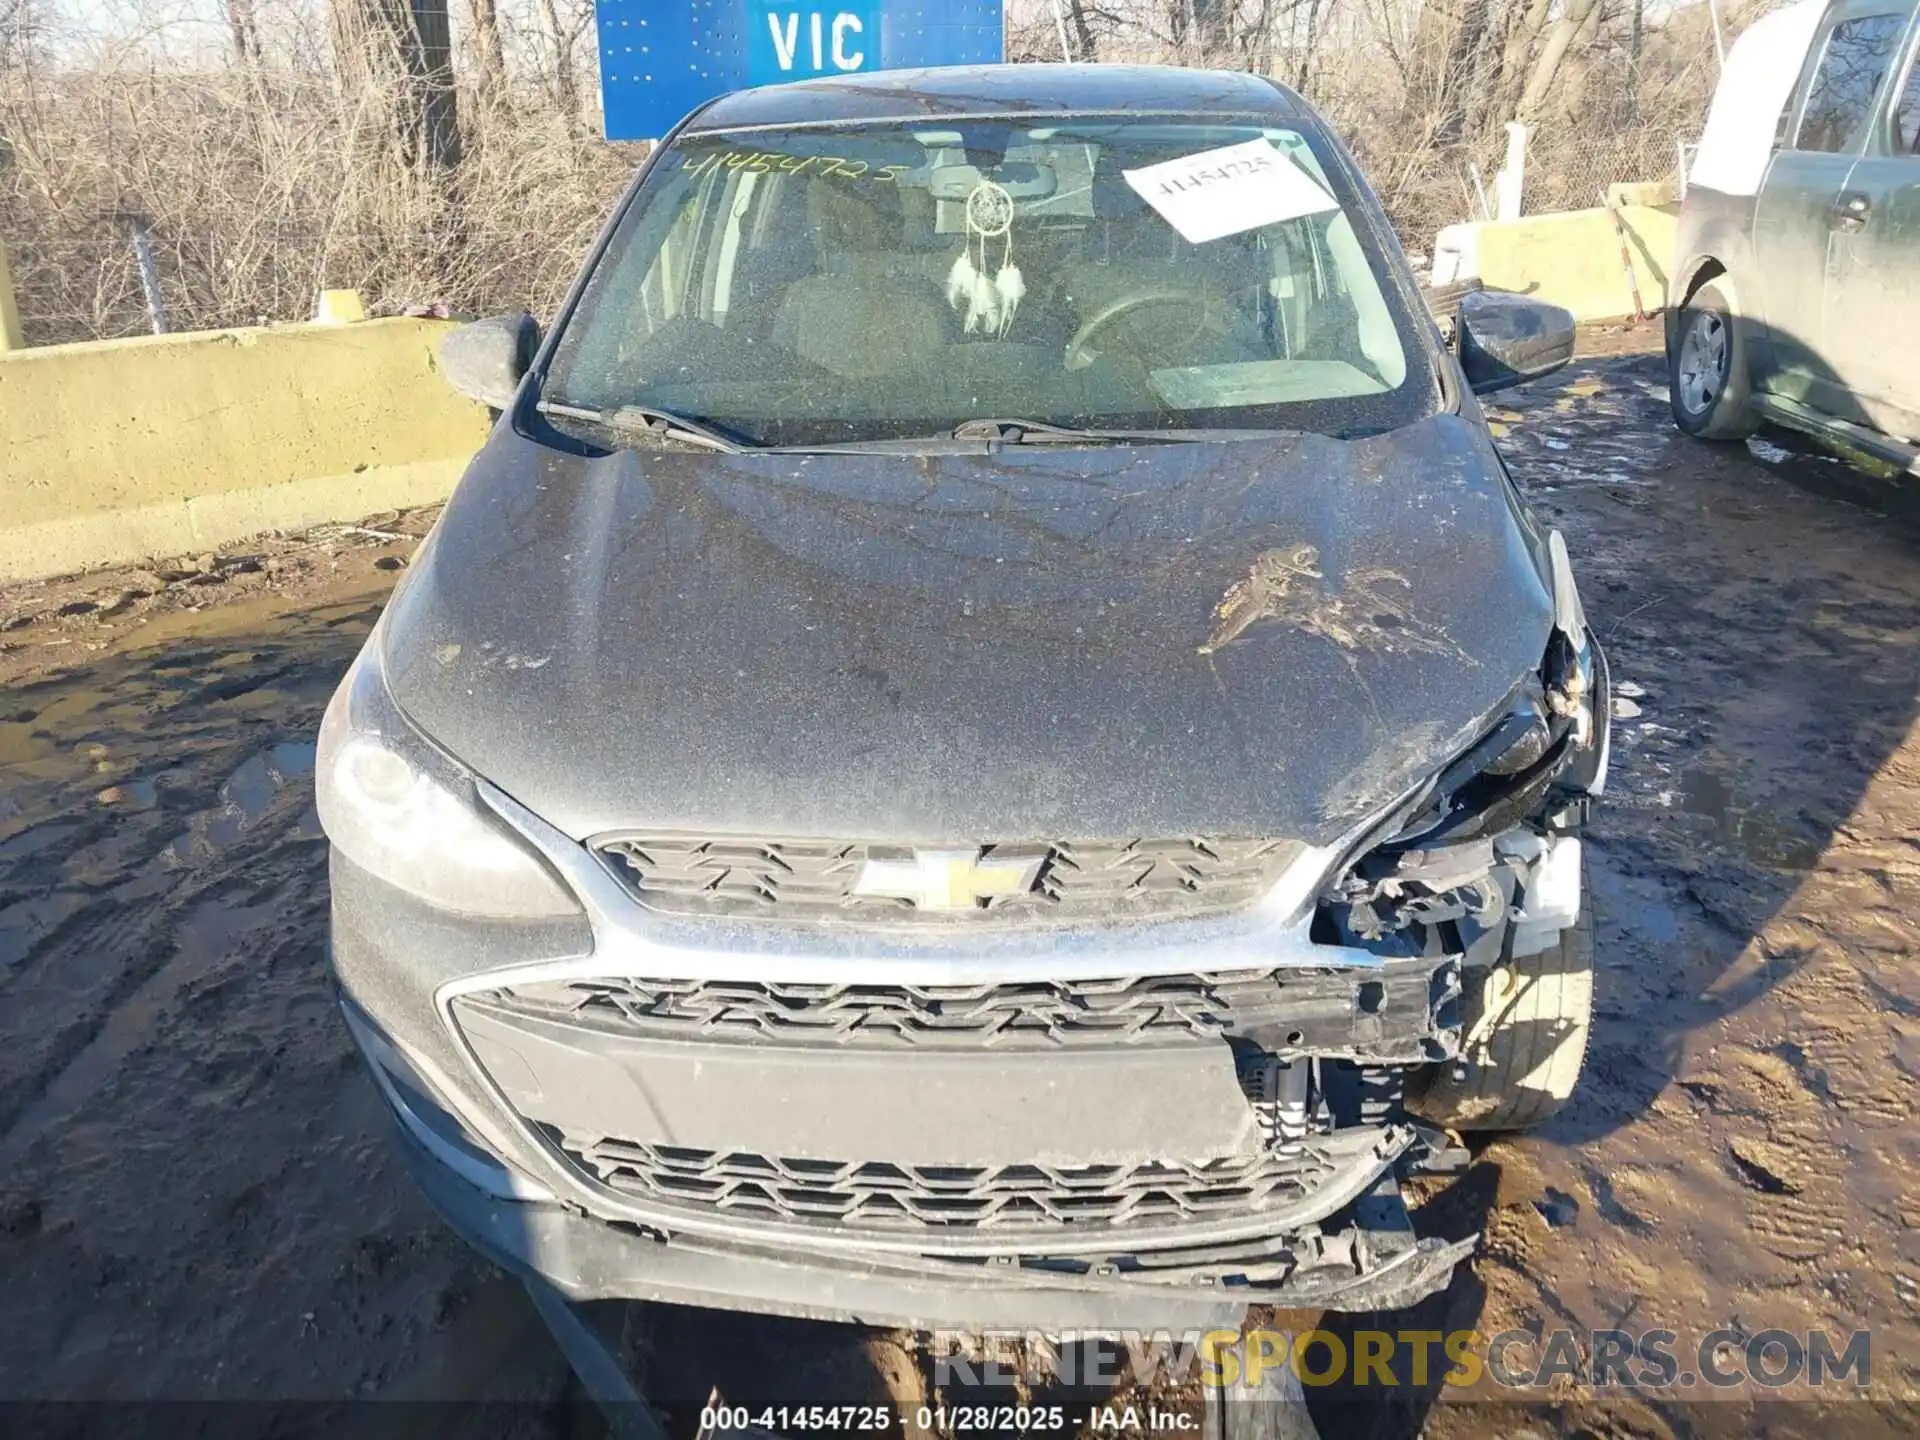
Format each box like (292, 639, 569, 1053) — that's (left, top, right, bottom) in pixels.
(1670, 0, 1920, 473)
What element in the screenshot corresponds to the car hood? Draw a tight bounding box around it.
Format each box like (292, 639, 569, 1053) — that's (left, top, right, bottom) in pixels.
(382, 414, 1555, 846)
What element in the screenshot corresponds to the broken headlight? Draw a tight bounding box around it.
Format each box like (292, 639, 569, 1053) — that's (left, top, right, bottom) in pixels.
(1322, 540, 1606, 947)
(1367, 681, 1574, 856)
(1363, 538, 1605, 856)
(316, 633, 581, 918)
(1319, 699, 1565, 950)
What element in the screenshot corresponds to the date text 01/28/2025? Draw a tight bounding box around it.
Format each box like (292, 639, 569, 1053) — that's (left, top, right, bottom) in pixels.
(697, 1405, 1200, 1432)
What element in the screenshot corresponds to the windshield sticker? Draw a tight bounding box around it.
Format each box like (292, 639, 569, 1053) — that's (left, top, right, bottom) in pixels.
(677, 150, 909, 183)
(1123, 139, 1339, 244)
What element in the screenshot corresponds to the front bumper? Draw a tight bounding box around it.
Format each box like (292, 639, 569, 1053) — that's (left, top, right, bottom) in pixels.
(378, 1049, 1475, 1331)
(330, 834, 1479, 1329)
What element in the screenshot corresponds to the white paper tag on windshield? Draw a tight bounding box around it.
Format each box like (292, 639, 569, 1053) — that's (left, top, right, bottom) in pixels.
(1123, 139, 1339, 244)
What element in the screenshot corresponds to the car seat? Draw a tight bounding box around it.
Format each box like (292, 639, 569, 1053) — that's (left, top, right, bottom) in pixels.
(771, 182, 948, 382)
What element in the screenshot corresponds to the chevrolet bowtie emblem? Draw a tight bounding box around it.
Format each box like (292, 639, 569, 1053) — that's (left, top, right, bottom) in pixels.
(852, 847, 1047, 911)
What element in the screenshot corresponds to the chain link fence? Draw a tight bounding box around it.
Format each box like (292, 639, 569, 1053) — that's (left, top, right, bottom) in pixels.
(1521, 121, 1693, 215)
(3, 221, 619, 347)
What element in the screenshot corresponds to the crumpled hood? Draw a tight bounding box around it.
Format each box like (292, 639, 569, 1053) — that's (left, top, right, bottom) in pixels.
(382, 414, 1554, 846)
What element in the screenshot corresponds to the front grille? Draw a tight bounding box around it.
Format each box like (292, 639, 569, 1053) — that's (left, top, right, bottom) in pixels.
(544, 1130, 1348, 1235)
(591, 834, 1299, 922)
(483, 971, 1320, 1048)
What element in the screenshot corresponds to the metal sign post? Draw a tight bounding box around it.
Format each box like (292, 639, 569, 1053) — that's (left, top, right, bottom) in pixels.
(595, 0, 1006, 141)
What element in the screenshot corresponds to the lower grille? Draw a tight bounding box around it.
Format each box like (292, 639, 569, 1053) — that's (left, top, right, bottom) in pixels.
(472, 958, 1457, 1061)
(544, 1128, 1353, 1236)
(492, 971, 1287, 1047)
(592, 834, 1299, 922)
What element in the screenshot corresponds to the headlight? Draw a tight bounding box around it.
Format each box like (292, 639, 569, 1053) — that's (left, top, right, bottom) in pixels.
(1321, 541, 1604, 945)
(316, 633, 581, 918)
(1366, 687, 1569, 854)
(1359, 540, 1604, 853)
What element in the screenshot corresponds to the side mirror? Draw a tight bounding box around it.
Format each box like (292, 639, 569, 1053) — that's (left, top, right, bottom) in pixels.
(1457, 291, 1575, 395)
(439, 312, 539, 410)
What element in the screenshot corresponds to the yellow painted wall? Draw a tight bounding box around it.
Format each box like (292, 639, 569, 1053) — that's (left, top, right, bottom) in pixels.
(1433, 204, 1680, 323)
(0, 318, 491, 582)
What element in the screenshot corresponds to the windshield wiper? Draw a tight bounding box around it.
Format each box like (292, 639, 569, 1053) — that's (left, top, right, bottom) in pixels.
(536, 400, 753, 454)
(949, 418, 1297, 445)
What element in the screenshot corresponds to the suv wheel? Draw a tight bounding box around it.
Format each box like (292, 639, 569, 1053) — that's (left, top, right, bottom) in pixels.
(1408, 909, 1594, 1132)
(1670, 280, 1757, 439)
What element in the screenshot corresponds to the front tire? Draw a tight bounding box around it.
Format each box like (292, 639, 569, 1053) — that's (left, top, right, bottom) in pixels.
(1670, 280, 1756, 440)
(1409, 908, 1594, 1132)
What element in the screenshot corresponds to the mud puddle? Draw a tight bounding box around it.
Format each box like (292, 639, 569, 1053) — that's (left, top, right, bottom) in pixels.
(0, 586, 572, 1417)
(1, 350, 1917, 1434)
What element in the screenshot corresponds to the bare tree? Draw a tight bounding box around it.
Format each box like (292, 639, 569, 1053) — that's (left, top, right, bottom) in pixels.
(1292, 0, 1335, 92)
(331, 0, 462, 169)
(1497, 0, 1556, 116)
(224, 0, 262, 68)
(0, 0, 1731, 346)
(1065, 0, 1103, 59)
(465, 0, 506, 88)
(1518, 0, 1603, 118)
(0, 0, 42, 73)
(1191, 0, 1238, 54)
(526, 0, 598, 130)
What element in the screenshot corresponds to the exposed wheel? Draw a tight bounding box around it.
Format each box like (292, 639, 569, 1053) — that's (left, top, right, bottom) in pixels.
(1669, 280, 1757, 440)
(1409, 907, 1593, 1132)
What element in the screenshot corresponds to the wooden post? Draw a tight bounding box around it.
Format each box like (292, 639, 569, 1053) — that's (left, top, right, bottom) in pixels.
(1494, 121, 1530, 222)
(0, 238, 23, 351)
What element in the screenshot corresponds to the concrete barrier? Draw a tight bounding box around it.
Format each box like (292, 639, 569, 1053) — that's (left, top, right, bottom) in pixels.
(1431, 204, 1679, 323)
(0, 317, 490, 583)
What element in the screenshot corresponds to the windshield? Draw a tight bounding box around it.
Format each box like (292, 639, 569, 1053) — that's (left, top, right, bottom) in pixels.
(544, 116, 1435, 447)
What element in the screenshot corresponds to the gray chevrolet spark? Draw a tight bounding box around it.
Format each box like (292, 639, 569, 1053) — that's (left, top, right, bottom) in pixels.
(319, 64, 1608, 1332)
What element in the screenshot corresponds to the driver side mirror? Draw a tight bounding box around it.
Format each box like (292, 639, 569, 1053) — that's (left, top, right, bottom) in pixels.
(439, 311, 539, 410)
(1456, 291, 1575, 395)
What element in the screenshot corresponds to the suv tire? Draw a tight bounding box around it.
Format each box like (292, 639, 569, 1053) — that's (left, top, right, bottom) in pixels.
(1409, 908, 1594, 1132)
(1670, 280, 1757, 439)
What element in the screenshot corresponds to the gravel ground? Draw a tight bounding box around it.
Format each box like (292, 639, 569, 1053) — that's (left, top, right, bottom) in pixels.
(1, 334, 1916, 1436)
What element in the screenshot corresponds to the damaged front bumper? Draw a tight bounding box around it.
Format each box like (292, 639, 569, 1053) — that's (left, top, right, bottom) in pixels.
(383, 1082, 1476, 1332)
(328, 627, 1607, 1333)
(331, 824, 1494, 1330)
(344, 962, 1479, 1331)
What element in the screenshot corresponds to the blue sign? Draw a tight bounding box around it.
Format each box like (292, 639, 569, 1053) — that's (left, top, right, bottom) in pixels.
(747, 1, 881, 85)
(596, 0, 1005, 142)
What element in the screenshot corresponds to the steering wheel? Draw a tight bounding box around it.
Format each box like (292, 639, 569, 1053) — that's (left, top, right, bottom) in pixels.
(1064, 289, 1208, 371)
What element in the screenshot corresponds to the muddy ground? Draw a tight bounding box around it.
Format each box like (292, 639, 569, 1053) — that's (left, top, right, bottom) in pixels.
(1, 329, 1916, 1436)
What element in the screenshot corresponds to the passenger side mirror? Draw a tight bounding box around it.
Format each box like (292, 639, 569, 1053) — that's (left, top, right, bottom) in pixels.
(439, 311, 539, 410)
(1456, 291, 1575, 395)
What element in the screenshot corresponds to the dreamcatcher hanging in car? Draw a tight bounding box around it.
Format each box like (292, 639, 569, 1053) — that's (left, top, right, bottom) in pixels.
(945, 179, 1023, 338)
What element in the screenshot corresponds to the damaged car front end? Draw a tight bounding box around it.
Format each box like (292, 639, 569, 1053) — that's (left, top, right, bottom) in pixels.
(319, 65, 1601, 1332)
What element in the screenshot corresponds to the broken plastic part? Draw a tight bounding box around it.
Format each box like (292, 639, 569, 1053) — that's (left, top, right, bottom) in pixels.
(1507, 833, 1582, 957)
(1338, 837, 1506, 941)
(1546, 635, 1594, 748)
(1548, 529, 1588, 651)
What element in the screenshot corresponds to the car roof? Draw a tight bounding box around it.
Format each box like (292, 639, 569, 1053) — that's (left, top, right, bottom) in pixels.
(684, 63, 1309, 134)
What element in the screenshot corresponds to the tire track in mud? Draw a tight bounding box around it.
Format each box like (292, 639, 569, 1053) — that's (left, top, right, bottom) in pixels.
(0, 803, 323, 1173)
(0, 655, 334, 1154)
(2, 546, 569, 1410)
